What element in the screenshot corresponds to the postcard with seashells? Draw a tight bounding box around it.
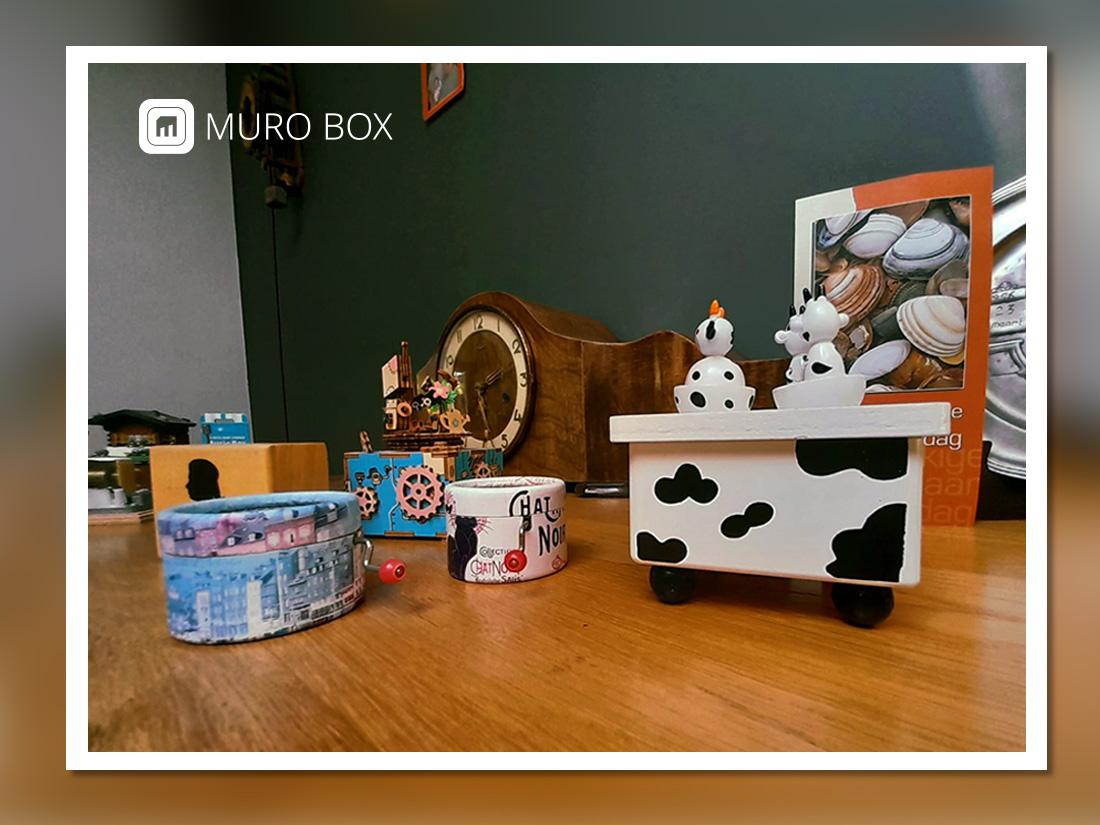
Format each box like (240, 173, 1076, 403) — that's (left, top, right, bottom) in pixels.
(792, 168, 994, 527)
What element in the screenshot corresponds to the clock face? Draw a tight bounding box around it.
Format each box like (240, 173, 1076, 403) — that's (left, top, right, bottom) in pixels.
(438, 309, 534, 455)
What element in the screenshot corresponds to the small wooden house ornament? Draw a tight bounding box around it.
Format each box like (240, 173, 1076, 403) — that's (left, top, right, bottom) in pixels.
(89, 409, 195, 448)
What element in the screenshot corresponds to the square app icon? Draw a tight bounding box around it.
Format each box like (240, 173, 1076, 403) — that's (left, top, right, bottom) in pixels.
(139, 99, 195, 154)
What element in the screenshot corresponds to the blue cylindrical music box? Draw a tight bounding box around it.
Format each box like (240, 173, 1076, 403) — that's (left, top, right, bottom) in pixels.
(157, 492, 366, 644)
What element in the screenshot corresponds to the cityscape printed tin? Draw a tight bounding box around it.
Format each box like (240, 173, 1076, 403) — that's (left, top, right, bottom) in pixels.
(158, 492, 365, 644)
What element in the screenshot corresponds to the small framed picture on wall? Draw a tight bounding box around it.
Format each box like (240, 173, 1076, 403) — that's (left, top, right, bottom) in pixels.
(421, 63, 465, 121)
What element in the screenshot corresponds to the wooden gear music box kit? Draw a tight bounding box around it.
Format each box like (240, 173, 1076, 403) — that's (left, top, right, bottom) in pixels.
(344, 341, 503, 539)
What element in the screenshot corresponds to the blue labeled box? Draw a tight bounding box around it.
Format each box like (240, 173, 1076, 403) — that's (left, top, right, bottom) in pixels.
(199, 413, 252, 445)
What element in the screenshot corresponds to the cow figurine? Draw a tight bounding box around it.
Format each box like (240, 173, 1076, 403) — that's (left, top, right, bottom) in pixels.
(799, 288, 849, 381)
(673, 299, 756, 413)
(773, 302, 811, 383)
(771, 289, 867, 410)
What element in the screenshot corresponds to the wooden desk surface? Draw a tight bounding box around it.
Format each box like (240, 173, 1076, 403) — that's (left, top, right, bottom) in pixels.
(88, 495, 1024, 751)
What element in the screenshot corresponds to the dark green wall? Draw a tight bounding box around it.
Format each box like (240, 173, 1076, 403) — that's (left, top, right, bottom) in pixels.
(227, 63, 1023, 465)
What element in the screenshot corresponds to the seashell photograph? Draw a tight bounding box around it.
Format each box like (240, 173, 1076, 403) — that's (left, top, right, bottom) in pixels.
(890, 278, 927, 308)
(877, 275, 904, 308)
(851, 339, 911, 381)
(883, 216, 969, 279)
(879, 199, 928, 227)
(822, 262, 884, 324)
(842, 212, 907, 259)
(870, 306, 904, 342)
(834, 318, 874, 361)
(887, 346, 948, 390)
(926, 258, 969, 298)
(948, 197, 971, 227)
(816, 209, 870, 249)
(812, 196, 971, 391)
(897, 294, 966, 359)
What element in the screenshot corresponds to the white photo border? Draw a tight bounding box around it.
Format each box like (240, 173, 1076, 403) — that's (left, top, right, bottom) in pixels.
(67, 45, 1047, 770)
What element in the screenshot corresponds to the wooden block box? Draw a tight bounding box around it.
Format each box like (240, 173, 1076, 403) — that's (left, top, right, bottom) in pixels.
(150, 443, 329, 517)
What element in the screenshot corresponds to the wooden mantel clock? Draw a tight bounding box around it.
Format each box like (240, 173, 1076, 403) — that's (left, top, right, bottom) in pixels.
(431, 292, 787, 484)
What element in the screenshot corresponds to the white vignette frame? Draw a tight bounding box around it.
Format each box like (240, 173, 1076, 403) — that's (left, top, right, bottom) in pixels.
(65, 45, 1048, 771)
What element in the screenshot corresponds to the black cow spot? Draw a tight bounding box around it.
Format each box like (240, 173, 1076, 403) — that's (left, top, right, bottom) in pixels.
(810, 361, 833, 375)
(796, 437, 908, 481)
(705, 320, 716, 340)
(825, 503, 906, 582)
(720, 501, 774, 539)
(690, 391, 706, 408)
(802, 330, 810, 339)
(724, 399, 734, 409)
(692, 370, 700, 381)
(724, 371, 734, 380)
(654, 463, 718, 504)
(636, 532, 688, 564)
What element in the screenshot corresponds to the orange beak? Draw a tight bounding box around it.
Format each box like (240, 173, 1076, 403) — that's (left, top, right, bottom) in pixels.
(709, 299, 725, 318)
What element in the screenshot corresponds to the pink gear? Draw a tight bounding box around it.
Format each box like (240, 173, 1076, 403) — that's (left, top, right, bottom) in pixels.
(395, 465, 445, 523)
(354, 486, 379, 520)
(473, 459, 494, 479)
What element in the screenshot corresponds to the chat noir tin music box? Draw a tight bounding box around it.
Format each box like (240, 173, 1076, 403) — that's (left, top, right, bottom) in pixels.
(157, 491, 404, 644)
(445, 476, 567, 584)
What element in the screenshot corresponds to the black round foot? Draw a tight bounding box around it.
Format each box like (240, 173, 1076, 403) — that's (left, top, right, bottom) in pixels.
(649, 566, 696, 605)
(831, 583, 895, 628)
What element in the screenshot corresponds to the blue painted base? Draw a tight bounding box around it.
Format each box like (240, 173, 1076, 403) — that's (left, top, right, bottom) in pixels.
(346, 449, 503, 538)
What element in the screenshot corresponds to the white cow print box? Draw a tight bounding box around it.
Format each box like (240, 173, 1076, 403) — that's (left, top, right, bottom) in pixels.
(610, 403, 951, 593)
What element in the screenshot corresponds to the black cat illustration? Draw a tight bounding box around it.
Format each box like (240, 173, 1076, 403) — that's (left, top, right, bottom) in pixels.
(448, 516, 480, 580)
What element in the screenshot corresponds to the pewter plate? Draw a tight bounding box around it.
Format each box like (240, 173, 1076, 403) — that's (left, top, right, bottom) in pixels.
(985, 177, 1026, 479)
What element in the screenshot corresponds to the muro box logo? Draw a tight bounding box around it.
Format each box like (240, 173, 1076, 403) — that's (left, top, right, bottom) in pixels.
(139, 99, 195, 154)
(139, 98, 393, 155)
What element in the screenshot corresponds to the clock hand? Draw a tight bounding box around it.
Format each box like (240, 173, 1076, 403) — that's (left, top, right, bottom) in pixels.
(476, 392, 494, 444)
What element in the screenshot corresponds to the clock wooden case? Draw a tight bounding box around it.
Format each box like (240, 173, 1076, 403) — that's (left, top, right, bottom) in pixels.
(431, 292, 788, 484)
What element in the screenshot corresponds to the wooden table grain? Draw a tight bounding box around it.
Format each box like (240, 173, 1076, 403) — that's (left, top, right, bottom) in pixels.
(88, 495, 1025, 751)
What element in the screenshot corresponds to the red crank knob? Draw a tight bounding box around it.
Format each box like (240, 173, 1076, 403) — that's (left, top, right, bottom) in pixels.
(378, 558, 407, 584)
(503, 550, 527, 573)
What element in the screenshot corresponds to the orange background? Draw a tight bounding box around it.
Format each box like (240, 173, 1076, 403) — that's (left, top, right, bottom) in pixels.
(855, 168, 994, 525)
